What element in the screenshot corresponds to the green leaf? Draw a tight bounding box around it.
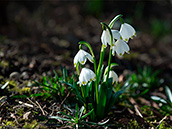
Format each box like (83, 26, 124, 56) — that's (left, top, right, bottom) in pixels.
(81, 109, 94, 120)
(151, 96, 167, 104)
(57, 111, 74, 119)
(165, 86, 172, 104)
(75, 104, 79, 120)
(107, 90, 124, 112)
(34, 81, 58, 92)
(49, 116, 72, 122)
(79, 106, 85, 118)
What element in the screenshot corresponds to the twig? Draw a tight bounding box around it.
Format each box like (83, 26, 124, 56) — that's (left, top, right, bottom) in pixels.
(134, 105, 143, 118)
(114, 106, 127, 113)
(156, 115, 167, 129)
(18, 101, 34, 108)
(36, 101, 45, 115)
(10, 113, 19, 125)
(60, 92, 70, 108)
(129, 98, 143, 118)
(27, 97, 38, 108)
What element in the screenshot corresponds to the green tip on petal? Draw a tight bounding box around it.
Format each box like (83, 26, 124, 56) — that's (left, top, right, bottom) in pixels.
(81, 61, 84, 64)
(79, 44, 82, 49)
(119, 53, 123, 56)
(134, 32, 136, 36)
(101, 22, 106, 30)
(125, 39, 128, 42)
(131, 36, 133, 39)
(103, 44, 107, 48)
(120, 36, 123, 40)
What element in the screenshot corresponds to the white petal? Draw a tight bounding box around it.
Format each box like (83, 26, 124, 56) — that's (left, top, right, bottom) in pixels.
(125, 23, 136, 37)
(114, 39, 130, 56)
(120, 23, 136, 42)
(79, 68, 96, 85)
(112, 30, 121, 40)
(101, 31, 107, 47)
(109, 71, 118, 83)
(85, 53, 94, 63)
(73, 49, 93, 67)
(103, 71, 118, 84)
(78, 50, 86, 65)
(101, 29, 111, 47)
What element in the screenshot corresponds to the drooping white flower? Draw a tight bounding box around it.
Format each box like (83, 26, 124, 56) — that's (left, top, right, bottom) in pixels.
(104, 70, 118, 84)
(74, 49, 93, 67)
(112, 38, 130, 56)
(101, 29, 111, 47)
(101, 29, 121, 47)
(119, 23, 136, 42)
(77, 67, 96, 85)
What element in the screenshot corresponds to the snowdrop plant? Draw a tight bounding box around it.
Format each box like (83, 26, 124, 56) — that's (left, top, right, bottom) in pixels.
(72, 14, 136, 121)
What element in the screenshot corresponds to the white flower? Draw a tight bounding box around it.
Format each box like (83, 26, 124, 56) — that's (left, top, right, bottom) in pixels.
(101, 29, 121, 47)
(101, 29, 111, 47)
(104, 71, 118, 84)
(74, 49, 93, 67)
(77, 68, 96, 85)
(120, 23, 136, 42)
(112, 38, 130, 56)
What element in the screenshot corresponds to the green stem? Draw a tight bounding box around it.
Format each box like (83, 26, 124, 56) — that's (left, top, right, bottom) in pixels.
(78, 41, 97, 73)
(120, 17, 124, 24)
(76, 63, 80, 75)
(97, 46, 105, 84)
(79, 41, 99, 104)
(109, 14, 123, 29)
(81, 86, 87, 108)
(101, 22, 113, 83)
(95, 45, 106, 104)
(106, 47, 112, 81)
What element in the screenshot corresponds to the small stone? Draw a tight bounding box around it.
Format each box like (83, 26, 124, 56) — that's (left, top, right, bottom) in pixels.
(9, 72, 20, 79)
(20, 72, 29, 80)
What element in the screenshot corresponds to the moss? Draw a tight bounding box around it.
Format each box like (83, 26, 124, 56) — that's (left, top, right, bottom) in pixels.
(2, 120, 16, 127)
(16, 108, 25, 116)
(0, 60, 9, 68)
(21, 87, 31, 94)
(23, 120, 38, 129)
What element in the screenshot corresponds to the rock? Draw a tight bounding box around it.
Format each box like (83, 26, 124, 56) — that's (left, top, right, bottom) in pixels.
(9, 72, 20, 79)
(20, 72, 29, 80)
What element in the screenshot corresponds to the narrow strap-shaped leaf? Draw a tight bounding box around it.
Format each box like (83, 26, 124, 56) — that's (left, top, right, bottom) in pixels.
(81, 109, 94, 119)
(165, 86, 172, 103)
(57, 111, 74, 119)
(49, 116, 72, 122)
(34, 81, 58, 91)
(79, 106, 85, 118)
(107, 90, 124, 112)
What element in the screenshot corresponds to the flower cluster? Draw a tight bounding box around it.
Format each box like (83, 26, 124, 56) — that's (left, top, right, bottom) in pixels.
(101, 23, 136, 56)
(74, 15, 136, 86)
